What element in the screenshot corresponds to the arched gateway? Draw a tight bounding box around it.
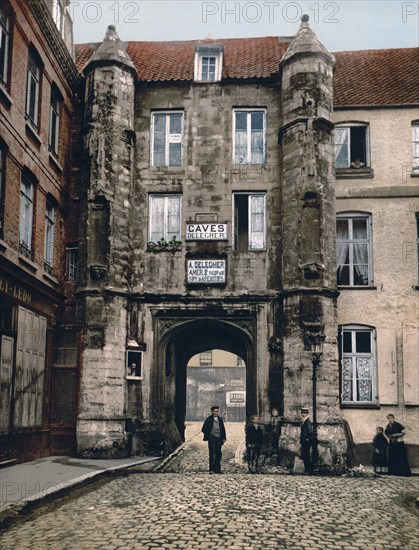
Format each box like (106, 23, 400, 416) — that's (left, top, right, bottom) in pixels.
(76, 18, 348, 471)
(155, 317, 255, 449)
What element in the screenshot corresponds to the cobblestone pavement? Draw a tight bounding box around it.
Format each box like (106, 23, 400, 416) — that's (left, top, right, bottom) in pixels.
(0, 422, 418, 550)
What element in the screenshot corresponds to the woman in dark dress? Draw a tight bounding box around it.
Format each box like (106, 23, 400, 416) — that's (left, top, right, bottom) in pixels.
(371, 426, 387, 474)
(385, 414, 411, 476)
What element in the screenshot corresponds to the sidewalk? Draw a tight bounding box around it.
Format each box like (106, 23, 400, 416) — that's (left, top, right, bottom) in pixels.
(0, 454, 160, 525)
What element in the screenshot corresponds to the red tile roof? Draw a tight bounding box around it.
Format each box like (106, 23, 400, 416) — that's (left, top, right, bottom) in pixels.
(75, 39, 419, 107)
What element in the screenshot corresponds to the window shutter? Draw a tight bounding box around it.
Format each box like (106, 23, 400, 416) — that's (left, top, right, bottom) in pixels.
(0, 335, 14, 432)
(377, 328, 398, 405)
(335, 127, 350, 168)
(403, 323, 419, 405)
(249, 194, 265, 250)
(167, 195, 180, 240)
(149, 196, 165, 242)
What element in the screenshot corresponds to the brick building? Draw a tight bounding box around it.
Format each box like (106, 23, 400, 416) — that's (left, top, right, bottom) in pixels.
(0, 0, 80, 463)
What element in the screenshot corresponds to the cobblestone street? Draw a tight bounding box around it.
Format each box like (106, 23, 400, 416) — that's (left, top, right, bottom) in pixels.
(0, 422, 418, 549)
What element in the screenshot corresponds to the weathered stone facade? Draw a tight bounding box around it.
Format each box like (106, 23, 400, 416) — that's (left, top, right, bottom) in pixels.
(74, 18, 347, 470)
(73, 19, 418, 469)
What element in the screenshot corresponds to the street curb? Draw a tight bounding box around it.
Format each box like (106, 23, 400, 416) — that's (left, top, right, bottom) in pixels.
(0, 456, 161, 528)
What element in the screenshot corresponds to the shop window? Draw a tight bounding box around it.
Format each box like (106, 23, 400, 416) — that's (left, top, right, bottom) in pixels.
(14, 307, 46, 427)
(127, 349, 142, 378)
(336, 213, 372, 286)
(151, 112, 183, 167)
(44, 199, 55, 273)
(233, 109, 266, 164)
(335, 123, 370, 172)
(49, 85, 61, 155)
(340, 325, 376, 405)
(19, 171, 35, 258)
(26, 47, 42, 129)
(194, 44, 223, 82)
(66, 244, 78, 281)
(0, 6, 10, 87)
(234, 193, 266, 251)
(149, 194, 181, 243)
(200, 351, 212, 366)
(412, 122, 419, 174)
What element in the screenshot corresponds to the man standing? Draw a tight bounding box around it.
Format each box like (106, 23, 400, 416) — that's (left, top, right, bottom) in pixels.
(201, 406, 227, 474)
(300, 407, 314, 474)
(245, 415, 264, 473)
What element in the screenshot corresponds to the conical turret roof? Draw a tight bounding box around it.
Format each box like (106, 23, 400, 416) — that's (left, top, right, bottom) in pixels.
(282, 15, 335, 65)
(84, 25, 136, 74)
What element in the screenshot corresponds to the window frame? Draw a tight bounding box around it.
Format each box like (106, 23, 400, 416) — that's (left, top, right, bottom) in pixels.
(200, 351, 212, 366)
(151, 111, 184, 167)
(44, 199, 56, 272)
(25, 48, 42, 130)
(0, 6, 10, 87)
(340, 324, 377, 405)
(148, 194, 182, 243)
(19, 172, 35, 258)
(336, 212, 373, 287)
(49, 85, 61, 155)
(126, 349, 142, 379)
(194, 44, 223, 82)
(233, 192, 266, 251)
(412, 121, 419, 174)
(335, 122, 370, 170)
(233, 108, 266, 165)
(66, 244, 78, 281)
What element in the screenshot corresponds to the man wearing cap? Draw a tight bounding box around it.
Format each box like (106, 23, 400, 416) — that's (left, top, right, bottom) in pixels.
(201, 406, 227, 474)
(300, 407, 314, 474)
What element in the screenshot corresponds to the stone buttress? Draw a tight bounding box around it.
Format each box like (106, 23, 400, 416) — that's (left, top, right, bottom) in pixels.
(76, 26, 136, 457)
(278, 16, 347, 469)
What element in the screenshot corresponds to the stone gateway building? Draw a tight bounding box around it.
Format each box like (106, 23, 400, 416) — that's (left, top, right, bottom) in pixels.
(1, 0, 418, 469)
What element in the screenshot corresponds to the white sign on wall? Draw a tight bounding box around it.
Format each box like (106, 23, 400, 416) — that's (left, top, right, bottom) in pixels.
(186, 223, 227, 241)
(187, 259, 226, 284)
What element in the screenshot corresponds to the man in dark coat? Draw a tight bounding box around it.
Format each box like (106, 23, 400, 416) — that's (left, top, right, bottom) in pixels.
(201, 406, 227, 474)
(246, 415, 264, 473)
(300, 407, 314, 474)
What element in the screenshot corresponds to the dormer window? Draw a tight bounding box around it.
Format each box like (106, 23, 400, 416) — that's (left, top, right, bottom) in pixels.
(194, 44, 223, 82)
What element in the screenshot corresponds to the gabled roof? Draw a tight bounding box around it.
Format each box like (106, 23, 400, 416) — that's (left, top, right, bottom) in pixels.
(75, 38, 419, 107)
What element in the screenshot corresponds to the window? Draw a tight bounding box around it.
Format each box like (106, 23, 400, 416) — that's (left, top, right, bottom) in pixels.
(66, 244, 78, 281)
(52, 0, 64, 35)
(0, 146, 4, 234)
(412, 122, 419, 174)
(200, 351, 212, 366)
(194, 44, 223, 82)
(335, 123, 369, 168)
(151, 112, 183, 167)
(341, 325, 376, 404)
(26, 48, 41, 129)
(336, 213, 372, 286)
(149, 194, 181, 243)
(0, 7, 10, 86)
(127, 350, 142, 378)
(44, 200, 55, 272)
(19, 172, 34, 258)
(54, 328, 78, 366)
(234, 110, 266, 164)
(49, 86, 60, 155)
(234, 193, 266, 251)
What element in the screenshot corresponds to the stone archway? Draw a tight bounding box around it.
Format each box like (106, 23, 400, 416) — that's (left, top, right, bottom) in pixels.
(156, 317, 256, 452)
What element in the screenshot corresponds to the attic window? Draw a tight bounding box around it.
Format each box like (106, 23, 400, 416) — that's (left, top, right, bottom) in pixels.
(194, 44, 223, 82)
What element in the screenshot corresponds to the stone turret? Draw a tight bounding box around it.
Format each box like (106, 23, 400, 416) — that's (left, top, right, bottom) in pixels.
(278, 16, 347, 470)
(77, 26, 136, 457)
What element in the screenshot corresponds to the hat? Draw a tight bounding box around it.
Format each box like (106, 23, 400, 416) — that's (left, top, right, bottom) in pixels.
(211, 405, 220, 411)
(301, 407, 309, 413)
